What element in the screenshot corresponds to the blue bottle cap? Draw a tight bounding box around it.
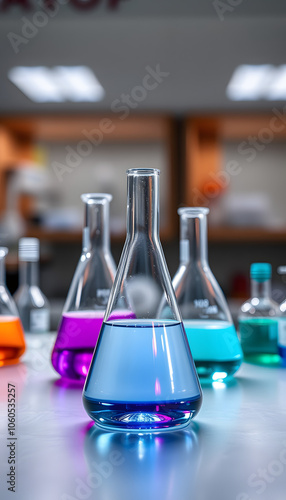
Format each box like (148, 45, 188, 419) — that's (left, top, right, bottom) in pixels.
(250, 263, 271, 282)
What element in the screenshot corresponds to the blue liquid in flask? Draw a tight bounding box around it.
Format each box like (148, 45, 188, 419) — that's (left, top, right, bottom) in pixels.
(83, 320, 202, 432)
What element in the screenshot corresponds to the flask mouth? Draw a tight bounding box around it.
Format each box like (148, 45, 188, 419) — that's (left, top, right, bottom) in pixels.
(127, 168, 160, 177)
(178, 207, 209, 217)
(81, 193, 113, 204)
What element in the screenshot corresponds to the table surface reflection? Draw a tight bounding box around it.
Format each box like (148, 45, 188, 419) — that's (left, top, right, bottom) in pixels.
(0, 334, 286, 500)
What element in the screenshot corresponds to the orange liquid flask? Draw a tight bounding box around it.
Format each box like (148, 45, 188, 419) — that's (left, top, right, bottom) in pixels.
(0, 248, 26, 367)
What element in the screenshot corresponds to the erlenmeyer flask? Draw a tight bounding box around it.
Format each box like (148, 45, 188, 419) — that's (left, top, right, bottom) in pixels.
(83, 169, 202, 432)
(0, 247, 26, 366)
(52, 193, 122, 380)
(173, 208, 243, 381)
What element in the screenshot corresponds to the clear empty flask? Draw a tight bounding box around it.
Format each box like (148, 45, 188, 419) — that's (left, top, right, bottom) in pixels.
(52, 193, 122, 380)
(0, 247, 26, 366)
(173, 208, 243, 381)
(83, 169, 202, 432)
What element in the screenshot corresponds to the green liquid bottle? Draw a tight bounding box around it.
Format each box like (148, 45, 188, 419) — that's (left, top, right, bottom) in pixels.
(238, 263, 280, 365)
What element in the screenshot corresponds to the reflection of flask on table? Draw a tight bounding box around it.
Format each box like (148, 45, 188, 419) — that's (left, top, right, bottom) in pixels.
(0, 248, 26, 366)
(52, 194, 119, 381)
(173, 208, 243, 382)
(239, 263, 280, 365)
(83, 169, 202, 432)
(14, 238, 50, 335)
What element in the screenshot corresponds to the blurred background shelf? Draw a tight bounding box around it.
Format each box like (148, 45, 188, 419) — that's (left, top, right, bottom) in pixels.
(208, 227, 286, 243)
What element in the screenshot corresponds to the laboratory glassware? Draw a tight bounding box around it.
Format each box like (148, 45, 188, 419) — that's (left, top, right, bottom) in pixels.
(173, 207, 243, 381)
(83, 169, 202, 432)
(239, 263, 280, 364)
(0, 247, 26, 366)
(277, 266, 286, 364)
(14, 238, 50, 334)
(52, 193, 124, 381)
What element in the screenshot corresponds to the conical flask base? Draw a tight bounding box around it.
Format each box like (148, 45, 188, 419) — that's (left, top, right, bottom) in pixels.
(82, 397, 202, 432)
(83, 320, 202, 432)
(184, 320, 243, 381)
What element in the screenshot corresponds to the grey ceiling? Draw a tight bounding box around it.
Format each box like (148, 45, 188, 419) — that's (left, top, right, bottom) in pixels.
(1, 1, 286, 114)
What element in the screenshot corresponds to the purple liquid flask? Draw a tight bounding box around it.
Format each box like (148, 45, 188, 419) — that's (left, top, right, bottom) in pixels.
(52, 193, 125, 381)
(83, 169, 202, 432)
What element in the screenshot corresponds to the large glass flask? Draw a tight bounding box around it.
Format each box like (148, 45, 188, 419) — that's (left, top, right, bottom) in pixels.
(173, 208, 243, 381)
(239, 263, 280, 364)
(52, 193, 120, 380)
(0, 247, 26, 366)
(83, 169, 202, 432)
(14, 238, 50, 334)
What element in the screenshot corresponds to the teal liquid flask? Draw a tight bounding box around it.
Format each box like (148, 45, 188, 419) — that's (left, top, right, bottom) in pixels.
(52, 193, 121, 381)
(83, 169, 202, 432)
(172, 208, 243, 382)
(239, 263, 280, 365)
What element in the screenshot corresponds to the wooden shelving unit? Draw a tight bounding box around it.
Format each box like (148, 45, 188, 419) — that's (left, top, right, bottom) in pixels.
(0, 114, 177, 241)
(208, 227, 286, 243)
(185, 114, 286, 244)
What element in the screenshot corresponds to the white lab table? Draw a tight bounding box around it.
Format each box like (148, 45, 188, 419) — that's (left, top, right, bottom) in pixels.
(0, 333, 286, 500)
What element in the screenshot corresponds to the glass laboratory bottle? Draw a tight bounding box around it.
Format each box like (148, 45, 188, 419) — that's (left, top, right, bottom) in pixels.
(14, 238, 50, 334)
(83, 169, 202, 432)
(239, 263, 280, 364)
(52, 193, 123, 381)
(277, 266, 286, 365)
(279, 299, 286, 365)
(173, 208, 243, 382)
(0, 247, 26, 366)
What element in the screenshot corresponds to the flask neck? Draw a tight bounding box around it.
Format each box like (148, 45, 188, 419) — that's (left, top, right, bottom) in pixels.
(19, 261, 39, 287)
(0, 257, 6, 285)
(84, 201, 111, 252)
(127, 171, 159, 238)
(179, 212, 208, 265)
(251, 278, 271, 299)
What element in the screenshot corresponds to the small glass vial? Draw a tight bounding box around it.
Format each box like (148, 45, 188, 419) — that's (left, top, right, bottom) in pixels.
(238, 263, 280, 364)
(14, 238, 50, 334)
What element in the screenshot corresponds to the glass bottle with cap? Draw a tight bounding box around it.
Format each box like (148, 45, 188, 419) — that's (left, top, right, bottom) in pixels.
(277, 266, 286, 365)
(51, 193, 123, 381)
(238, 263, 280, 364)
(83, 169, 202, 432)
(0, 247, 26, 366)
(172, 207, 243, 382)
(14, 238, 50, 335)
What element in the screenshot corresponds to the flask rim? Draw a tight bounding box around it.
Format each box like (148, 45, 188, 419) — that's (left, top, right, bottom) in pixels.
(81, 193, 113, 204)
(127, 168, 160, 177)
(178, 207, 209, 217)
